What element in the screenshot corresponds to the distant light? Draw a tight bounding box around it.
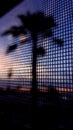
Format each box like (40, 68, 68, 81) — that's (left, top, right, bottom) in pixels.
(17, 87, 30, 91)
(19, 34, 27, 43)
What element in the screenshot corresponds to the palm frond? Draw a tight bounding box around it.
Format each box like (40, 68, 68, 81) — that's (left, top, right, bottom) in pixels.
(1, 26, 26, 37)
(18, 12, 56, 34)
(6, 44, 17, 54)
(53, 38, 63, 45)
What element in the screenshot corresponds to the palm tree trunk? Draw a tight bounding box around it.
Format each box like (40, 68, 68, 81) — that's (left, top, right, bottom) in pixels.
(32, 33, 37, 130)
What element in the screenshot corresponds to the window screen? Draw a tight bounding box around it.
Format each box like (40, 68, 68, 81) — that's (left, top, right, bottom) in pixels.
(0, 0, 72, 102)
(0, 0, 72, 129)
(37, 0, 73, 103)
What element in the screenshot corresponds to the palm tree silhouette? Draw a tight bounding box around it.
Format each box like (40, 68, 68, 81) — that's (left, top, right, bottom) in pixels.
(1, 11, 63, 130)
(1, 11, 56, 92)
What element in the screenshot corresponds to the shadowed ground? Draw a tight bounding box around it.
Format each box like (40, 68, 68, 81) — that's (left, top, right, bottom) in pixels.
(0, 90, 73, 130)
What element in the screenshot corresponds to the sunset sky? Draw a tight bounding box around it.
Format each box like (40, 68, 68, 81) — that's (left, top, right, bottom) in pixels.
(0, 0, 72, 89)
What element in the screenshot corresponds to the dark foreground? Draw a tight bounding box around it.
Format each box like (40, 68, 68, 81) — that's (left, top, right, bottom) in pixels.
(0, 90, 73, 130)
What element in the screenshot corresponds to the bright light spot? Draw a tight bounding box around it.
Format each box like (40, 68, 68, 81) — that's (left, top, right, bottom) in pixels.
(19, 34, 27, 43)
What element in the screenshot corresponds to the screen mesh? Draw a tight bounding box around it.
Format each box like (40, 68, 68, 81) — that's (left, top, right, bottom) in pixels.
(37, 0, 73, 103)
(0, 0, 72, 102)
(0, 0, 72, 129)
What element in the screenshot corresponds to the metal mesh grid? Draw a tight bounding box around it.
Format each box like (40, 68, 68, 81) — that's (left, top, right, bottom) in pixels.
(37, 0, 73, 103)
(0, 0, 72, 102)
(0, 0, 72, 129)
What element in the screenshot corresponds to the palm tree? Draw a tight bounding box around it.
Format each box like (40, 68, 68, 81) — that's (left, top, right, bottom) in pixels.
(18, 12, 56, 130)
(1, 11, 63, 130)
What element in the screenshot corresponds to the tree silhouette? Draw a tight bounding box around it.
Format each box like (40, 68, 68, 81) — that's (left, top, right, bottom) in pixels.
(7, 68, 13, 90)
(18, 12, 56, 130)
(2, 26, 26, 36)
(1, 11, 56, 91)
(1, 11, 63, 130)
